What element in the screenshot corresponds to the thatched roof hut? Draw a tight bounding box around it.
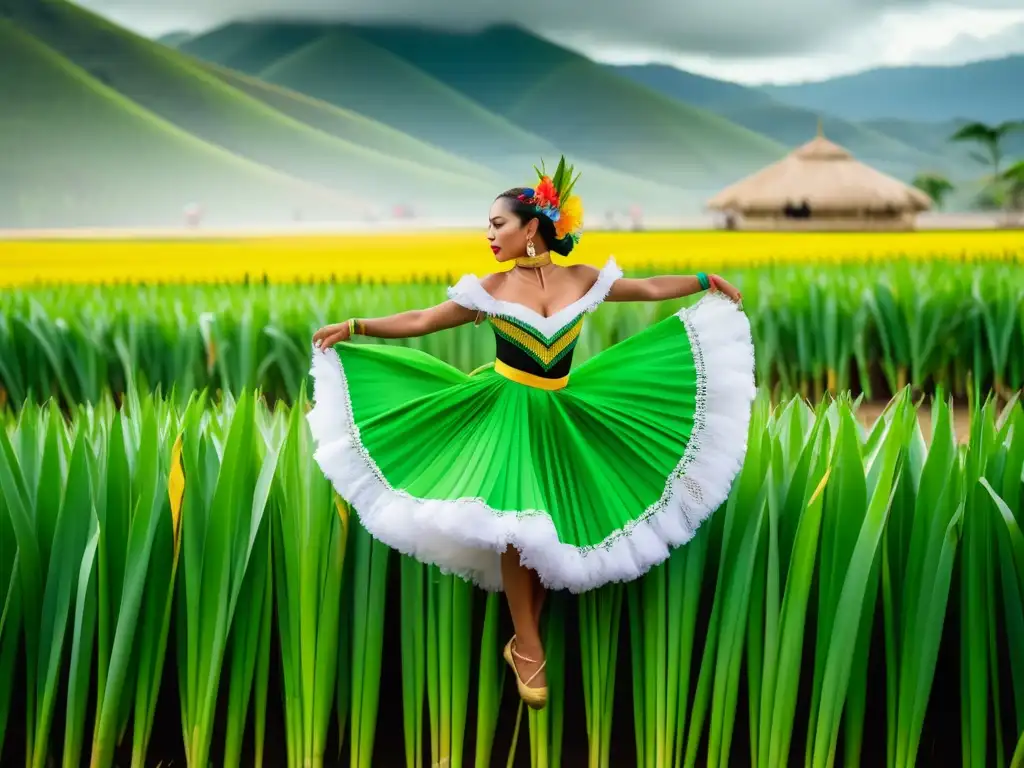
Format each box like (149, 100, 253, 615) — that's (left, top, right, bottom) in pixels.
(707, 126, 932, 230)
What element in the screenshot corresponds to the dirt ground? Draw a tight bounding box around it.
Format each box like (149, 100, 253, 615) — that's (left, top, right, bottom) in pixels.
(855, 402, 974, 444)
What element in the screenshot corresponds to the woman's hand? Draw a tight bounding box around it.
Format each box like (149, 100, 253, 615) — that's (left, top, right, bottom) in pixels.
(709, 274, 742, 304)
(313, 321, 352, 350)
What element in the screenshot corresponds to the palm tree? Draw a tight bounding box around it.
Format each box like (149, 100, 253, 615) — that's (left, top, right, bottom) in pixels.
(950, 120, 1024, 177)
(911, 173, 955, 210)
(949, 121, 1024, 211)
(1001, 160, 1024, 222)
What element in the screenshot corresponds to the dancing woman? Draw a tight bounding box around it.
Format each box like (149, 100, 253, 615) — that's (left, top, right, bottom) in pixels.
(309, 158, 756, 710)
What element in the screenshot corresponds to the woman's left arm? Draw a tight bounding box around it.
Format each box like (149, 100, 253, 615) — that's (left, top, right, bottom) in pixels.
(607, 273, 742, 303)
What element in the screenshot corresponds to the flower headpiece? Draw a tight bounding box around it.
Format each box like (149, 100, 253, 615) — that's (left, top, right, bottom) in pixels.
(517, 156, 584, 246)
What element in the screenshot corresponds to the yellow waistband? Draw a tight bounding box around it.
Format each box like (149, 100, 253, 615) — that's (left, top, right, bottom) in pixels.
(494, 359, 569, 391)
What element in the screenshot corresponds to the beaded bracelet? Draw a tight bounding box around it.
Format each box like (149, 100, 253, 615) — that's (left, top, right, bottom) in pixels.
(696, 272, 711, 291)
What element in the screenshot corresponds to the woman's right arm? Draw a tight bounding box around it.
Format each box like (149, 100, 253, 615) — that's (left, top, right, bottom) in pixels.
(313, 300, 479, 350)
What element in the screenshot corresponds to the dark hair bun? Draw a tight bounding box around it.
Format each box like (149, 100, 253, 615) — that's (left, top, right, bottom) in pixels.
(551, 234, 575, 256)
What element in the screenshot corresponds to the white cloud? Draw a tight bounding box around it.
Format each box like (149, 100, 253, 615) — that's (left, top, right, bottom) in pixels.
(910, 18, 1024, 64)
(76, 0, 1024, 82)
(590, 4, 1024, 82)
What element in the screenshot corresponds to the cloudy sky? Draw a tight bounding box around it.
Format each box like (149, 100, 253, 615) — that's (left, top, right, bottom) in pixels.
(78, 0, 1024, 84)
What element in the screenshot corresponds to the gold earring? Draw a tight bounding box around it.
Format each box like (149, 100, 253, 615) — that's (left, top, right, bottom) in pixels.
(526, 238, 536, 257)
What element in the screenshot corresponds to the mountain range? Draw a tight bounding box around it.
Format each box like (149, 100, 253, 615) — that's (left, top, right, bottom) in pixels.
(760, 56, 1024, 124)
(1, 2, 1020, 229)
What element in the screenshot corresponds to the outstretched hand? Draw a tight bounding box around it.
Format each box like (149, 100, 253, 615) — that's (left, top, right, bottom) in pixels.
(709, 274, 742, 304)
(313, 321, 351, 350)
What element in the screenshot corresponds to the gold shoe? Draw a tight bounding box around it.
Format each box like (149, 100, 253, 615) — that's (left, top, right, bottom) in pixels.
(503, 636, 547, 710)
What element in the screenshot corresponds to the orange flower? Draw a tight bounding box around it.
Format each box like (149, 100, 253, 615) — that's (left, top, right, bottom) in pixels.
(555, 195, 583, 239)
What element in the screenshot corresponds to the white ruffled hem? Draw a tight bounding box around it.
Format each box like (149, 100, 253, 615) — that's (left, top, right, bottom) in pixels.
(307, 291, 756, 594)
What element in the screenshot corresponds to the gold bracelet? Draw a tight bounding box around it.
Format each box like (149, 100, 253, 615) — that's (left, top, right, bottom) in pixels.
(347, 318, 356, 337)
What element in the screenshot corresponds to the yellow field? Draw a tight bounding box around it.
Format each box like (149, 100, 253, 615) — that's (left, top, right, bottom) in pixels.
(1, 229, 1021, 286)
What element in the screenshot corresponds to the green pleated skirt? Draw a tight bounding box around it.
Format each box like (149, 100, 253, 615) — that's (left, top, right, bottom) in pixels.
(308, 293, 755, 593)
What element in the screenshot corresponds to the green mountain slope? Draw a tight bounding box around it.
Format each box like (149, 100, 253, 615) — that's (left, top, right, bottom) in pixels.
(863, 118, 967, 156)
(8, 2, 491, 214)
(352, 25, 786, 189)
(506, 58, 784, 186)
(157, 30, 192, 48)
(178, 20, 324, 76)
(713, 106, 949, 178)
(0, 19, 354, 228)
(178, 21, 691, 213)
(612, 63, 960, 179)
(196, 60, 500, 181)
(612, 64, 778, 111)
(761, 56, 1024, 123)
(254, 25, 556, 168)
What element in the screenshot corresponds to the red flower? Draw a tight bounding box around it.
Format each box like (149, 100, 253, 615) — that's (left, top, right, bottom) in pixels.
(534, 176, 559, 208)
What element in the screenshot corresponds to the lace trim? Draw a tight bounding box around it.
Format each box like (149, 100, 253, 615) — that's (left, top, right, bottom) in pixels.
(574, 304, 709, 554)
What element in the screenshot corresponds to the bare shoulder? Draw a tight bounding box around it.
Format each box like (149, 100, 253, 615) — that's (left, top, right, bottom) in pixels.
(479, 272, 508, 293)
(566, 263, 600, 286)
